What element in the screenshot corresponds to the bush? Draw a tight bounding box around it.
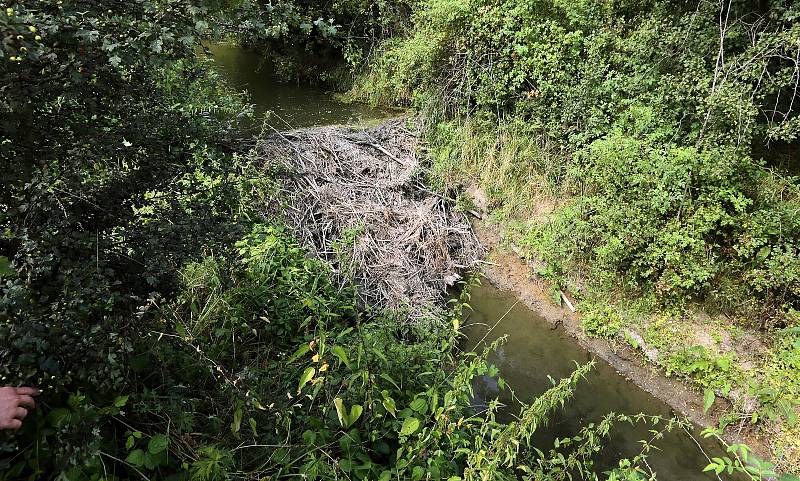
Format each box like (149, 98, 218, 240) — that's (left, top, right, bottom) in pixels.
(356, 0, 800, 323)
(522, 133, 800, 321)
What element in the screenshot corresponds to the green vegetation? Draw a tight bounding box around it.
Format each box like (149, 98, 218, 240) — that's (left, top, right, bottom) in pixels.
(348, 0, 800, 471)
(2, 0, 799, 479)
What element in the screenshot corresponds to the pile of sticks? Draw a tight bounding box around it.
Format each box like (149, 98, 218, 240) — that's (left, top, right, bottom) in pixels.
(256, 119, 483, 322)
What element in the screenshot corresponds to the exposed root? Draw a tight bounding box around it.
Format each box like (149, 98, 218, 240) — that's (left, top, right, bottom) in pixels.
(255, 119, 483, 322)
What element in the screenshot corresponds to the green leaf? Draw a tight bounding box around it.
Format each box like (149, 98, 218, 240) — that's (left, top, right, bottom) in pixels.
(0, 256, 14, 278)
(381, 394, 397, 417)
(703, 389, 715, 413)
(148, 434, 169, 454)
(287, 344, 311, 363)
(332, 345, 351, 369)
(400, 417, 420, 436)
(333, 398, 361, 428)
(334, 397, 347, 427)
(126, 449, 146, 467)
(298, 367, 315, 393)
(779, 326, 800, 335)
(348, 404, 363, 426)
(412, 466, 425, 480)
(409, 398, 428, 414)
(46, 408, 71, 428)
(114, 395, 129, 408)
(231, 406, 242, 434)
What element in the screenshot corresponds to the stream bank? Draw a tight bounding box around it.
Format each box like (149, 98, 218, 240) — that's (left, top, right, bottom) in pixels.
(466, 191, 769, 462)
(209, 42, 769, 478)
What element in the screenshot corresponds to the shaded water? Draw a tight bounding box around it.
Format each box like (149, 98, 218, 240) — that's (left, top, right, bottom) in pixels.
(208, 42, 395, 129)
(463, 283, 741, 480)
(209, 43, 741, 480)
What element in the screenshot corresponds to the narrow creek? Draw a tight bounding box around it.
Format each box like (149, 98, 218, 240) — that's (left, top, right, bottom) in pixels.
(210, 43, 741, 480)
(463, 283, 741, 480)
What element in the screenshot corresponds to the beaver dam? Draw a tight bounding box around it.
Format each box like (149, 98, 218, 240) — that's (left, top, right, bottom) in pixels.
(256, 119, 483, 321)
(211, 43, 751, 480)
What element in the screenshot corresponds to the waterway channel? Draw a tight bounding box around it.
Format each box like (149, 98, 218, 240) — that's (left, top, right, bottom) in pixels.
(210, 42, 741, 480)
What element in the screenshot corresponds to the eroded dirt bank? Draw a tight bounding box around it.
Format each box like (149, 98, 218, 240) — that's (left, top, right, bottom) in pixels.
(467, 198, 769, 458)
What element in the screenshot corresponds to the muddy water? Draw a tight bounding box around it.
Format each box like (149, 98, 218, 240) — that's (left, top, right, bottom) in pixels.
(208, 42, 395, 129)
(210, 43, 739, 480)
(463, 282, 741, 480)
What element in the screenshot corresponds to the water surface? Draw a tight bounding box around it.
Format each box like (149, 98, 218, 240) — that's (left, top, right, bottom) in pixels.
(463, 283, 740, 480)
(208, 42, 395, 129)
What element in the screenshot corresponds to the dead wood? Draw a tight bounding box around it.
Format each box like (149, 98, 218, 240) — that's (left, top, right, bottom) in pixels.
(255, 119, 483, 322)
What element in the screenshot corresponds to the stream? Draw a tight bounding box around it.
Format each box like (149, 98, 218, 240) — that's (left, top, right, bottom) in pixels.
(208, 42, 395, 129)
(210, 43, 741, 480)
(463, 283, 739, 480)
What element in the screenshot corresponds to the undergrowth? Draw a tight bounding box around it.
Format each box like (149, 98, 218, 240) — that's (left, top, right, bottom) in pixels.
(349, 0, 800, 471)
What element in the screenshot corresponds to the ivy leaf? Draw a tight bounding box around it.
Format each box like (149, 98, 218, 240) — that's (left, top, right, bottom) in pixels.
(400, 417, 420, 436)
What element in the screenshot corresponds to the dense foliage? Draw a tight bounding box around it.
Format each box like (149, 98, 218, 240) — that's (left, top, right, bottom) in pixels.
(223, 0, 412, 84)
(348, 0, 800, 470)
(1, 0, 797, 479)
(357, 0, 800, 321)
(0, 1, 672, 479)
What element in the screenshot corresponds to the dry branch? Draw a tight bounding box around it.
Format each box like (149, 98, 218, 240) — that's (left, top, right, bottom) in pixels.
(256, 119, 483, 323)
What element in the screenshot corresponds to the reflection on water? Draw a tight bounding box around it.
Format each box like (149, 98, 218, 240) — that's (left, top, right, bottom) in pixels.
(463, 283, 742, 481)
(208, 42, 396, 130)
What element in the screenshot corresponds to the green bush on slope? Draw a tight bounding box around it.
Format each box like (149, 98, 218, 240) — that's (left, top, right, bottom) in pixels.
(356, 0, 800, 320)
(351, 0, 800, 467)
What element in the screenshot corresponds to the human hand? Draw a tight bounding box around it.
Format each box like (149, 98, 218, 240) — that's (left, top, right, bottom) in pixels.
(0, 386, 40, 431)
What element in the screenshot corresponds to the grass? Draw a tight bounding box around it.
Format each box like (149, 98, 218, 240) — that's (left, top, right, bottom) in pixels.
(422, 118, 800, 474)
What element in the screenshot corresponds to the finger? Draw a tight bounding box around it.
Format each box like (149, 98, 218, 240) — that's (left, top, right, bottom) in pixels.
(4, 419, 22, 430)
(14, 387, 40, 397)
(16, 395, 35, 410)
(13, 407, 27, 420)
